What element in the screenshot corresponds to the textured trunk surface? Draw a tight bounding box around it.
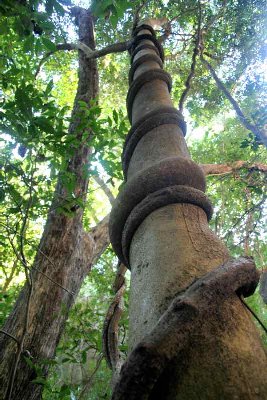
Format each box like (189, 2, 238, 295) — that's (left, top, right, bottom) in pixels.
(110, 25, 267, 399)
(0, 9, 108, 400)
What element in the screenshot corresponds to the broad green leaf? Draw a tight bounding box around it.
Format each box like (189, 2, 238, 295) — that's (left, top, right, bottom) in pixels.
(42, 37, 57, 52)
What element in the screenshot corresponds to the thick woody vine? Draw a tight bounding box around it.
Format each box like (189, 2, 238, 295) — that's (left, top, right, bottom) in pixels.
(107, 21, 266, 398)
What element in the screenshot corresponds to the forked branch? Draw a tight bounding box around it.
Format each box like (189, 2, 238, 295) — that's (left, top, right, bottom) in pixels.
(35, 40, 131, 77)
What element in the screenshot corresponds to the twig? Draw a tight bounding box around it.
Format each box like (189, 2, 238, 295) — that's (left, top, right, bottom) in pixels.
(19, 163, 34, 269)
(2, 260, 18, 293)
(200, 55, 267, 147)
(78, 354, 104, 400)
(34, 43, 74, 78)
(169, 7, 199, 24)
(0, 330, 19, 345)
(131, 0, 148, 35)
(240, 296, 267, 334)
(203, 0, 227, 33)
(223, 197, 266, 241)
(93, 175, 115, 205)
(179, 1, 202, 112)
(30, 264, 75, 296)
(7, 235, 75, 296)
(259, 270, 267, 304)
(236, 218, 261, 249)
(203, 51, 220, 60)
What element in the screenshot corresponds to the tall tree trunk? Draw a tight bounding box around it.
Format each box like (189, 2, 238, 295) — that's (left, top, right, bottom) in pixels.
(0, 8, 109, 400)
(110, 23, 267, 399)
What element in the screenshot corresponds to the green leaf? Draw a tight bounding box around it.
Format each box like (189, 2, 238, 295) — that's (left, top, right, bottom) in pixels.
(15, 88, 32, 119)
(35, 38, 43, 54)
(0, 20, 8, 35)
(91, 0, 113, 18)
(23, 35, 34, 53)
(23, 356, 35, 369)
(34, 116, 54, 133)
(45, 80, 54, 95)
(31, 377, 47, 386)
(81, 350, 87, 364)
(53, 1, 65, 16)
(113, 109, 118, 124)
(0, 189, 5, 202)
(45, 0, 54, 15)
(42, 37, 56, 52)
(59, 385, 71, 395)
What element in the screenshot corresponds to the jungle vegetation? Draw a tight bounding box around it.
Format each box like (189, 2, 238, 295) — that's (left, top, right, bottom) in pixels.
(0, 0, 266, 399)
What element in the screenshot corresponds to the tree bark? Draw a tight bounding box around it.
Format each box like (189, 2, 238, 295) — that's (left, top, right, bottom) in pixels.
(112, 257, 262, 400)
(109, 24, 267, 399)
(0, 8, 107, 400)
(201, 161, 267, 176)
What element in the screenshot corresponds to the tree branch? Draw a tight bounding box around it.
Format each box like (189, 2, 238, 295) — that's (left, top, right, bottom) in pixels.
(90, 214, 110, 263)
(85, 40, 131, 59)
(240, 296, 267, 334)
(35, 40, 131, 78)
(131, 1, 149, 34)
(179, 1, 202, 112)
(2, 259, 18, 293)
(201, 161, 267, 176)
(223, 197, 266, 241)
(0, 330, 19, 345)
(34, 43, 75, 78)
(112, 257, 259, 400)
(200, 55, 267, 147)
(5, 222, 76, 296)
(78, 355, 104, 400)
(203, 0, 227, 33)
(93, 175, 115, 205)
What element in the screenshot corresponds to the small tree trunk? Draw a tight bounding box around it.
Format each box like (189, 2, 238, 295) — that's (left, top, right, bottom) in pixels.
(0, 8, 108, 400)
(110, 24, 267, 399)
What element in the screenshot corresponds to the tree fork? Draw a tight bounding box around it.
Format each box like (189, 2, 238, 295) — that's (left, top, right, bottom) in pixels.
(109, 23, 267, 399)
(0, 8, 106, 400)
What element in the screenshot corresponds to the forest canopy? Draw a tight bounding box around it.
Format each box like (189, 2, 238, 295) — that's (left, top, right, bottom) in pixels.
(0, 0, 266, 399)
